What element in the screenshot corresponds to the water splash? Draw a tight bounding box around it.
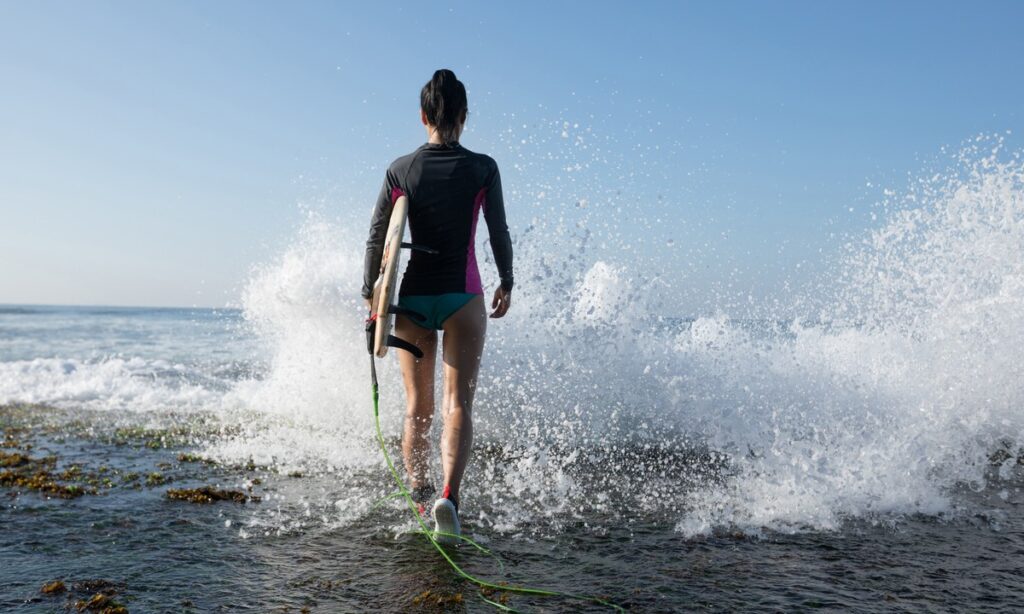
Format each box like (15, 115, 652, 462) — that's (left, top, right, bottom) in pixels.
(679, 136, 1024, 534)
(224, 135, 1024, 536)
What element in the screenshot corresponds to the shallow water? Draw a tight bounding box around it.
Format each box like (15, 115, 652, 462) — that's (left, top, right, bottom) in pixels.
(2, 403, 1022, 612)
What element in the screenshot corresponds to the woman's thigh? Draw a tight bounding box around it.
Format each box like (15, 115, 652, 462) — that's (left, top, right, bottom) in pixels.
(394, 315, 438, 411)
(441, 295, 487, 410)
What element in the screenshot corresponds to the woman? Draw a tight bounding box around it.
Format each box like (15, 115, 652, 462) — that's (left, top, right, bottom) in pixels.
(362, 69, 513, 543)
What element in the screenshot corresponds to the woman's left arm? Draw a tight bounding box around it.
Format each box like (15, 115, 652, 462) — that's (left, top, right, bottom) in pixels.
(362, 170, 398, 301)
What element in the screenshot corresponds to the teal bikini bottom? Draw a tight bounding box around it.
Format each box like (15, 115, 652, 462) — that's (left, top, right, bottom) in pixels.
(398, 293, 478, 330)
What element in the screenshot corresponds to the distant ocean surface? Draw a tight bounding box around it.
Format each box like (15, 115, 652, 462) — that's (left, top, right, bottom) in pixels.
(3, 142, 1024, 610)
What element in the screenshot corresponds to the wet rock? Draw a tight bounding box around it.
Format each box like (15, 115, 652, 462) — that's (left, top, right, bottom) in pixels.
(72, 579, 123, 593)
(40, 580, 66, 594)
(74, 593, 128, 612)
(0, 467, 93, 498)
(479, 585, 511, 606)
(166, 486, 259, 504)
(0, 433, 120, 498)
(67, 580, 129, 613)
(0, 448, 35, 468)
(75, 593, 111, 611)
(412, 589, 465, 607)
(0, 451, 33, 466)
(988, 447, 1024, 466)
(1, 432, 26, 448)
(60, 464, 84, 479)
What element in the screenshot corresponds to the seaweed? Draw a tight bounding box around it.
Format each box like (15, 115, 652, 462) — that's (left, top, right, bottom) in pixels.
(0, 465, 93, 498)
(0, 450, 32, 467)
(479, 585, 512, 606)
(74, 591, 129, 613)
(177, 452, 215, 464)
(41, 580, 66, 594)
(166, 486, 259, 504)
(0, 438, 97, 498)
(412, 589, 465, 608)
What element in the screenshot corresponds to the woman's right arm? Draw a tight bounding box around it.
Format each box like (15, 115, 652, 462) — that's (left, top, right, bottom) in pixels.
(482, 159, 514, 293)
(362, 170, 398, 300)
(482, 158, 513, 318)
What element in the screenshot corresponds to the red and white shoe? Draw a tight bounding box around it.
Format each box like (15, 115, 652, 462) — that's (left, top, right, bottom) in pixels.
(431, 485, 461, 545)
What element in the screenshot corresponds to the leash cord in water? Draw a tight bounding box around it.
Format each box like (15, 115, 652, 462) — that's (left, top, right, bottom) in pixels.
(369, 354, 625, 612)
(371, 493, 507, 572)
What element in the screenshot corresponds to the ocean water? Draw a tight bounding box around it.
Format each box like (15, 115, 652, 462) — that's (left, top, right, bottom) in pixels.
(3, 139, 1024, 612)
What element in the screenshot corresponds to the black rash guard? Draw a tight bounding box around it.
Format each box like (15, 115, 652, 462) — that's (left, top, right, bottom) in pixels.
(361, 142, 514, 299)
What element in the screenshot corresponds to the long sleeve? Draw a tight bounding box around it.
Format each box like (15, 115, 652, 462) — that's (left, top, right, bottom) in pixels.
(362, 170, 399, 299)
(483, 160, 514, 292)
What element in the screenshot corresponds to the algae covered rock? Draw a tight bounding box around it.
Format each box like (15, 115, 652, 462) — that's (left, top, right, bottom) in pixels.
(166, 486, 259, 504)
(40, 580, 66, 594)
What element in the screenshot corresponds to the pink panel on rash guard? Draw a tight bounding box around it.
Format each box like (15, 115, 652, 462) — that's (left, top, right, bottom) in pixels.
(391, 187, 405, 204)
(465, 188, 486, 294)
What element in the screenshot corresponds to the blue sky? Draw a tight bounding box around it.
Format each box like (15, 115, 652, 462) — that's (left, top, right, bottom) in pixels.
(1, 1, 1022, 308)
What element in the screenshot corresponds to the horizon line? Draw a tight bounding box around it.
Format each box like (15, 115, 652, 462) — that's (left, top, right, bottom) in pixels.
(0, 301, 241, 311)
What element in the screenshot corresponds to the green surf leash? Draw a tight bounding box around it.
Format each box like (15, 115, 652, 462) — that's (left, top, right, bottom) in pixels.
(368, 350, 625, 612)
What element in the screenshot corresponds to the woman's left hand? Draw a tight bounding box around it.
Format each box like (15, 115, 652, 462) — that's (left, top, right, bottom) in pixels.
(490, 287, 511, 318)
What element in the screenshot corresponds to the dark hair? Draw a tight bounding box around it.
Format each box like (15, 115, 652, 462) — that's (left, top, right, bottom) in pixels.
(420, 69, 467, 144)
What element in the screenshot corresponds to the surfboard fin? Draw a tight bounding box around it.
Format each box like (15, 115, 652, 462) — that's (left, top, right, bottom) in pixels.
(388, 304, 426, 323)
(386, 335, 424, 359)
(400, 242, 439, 255)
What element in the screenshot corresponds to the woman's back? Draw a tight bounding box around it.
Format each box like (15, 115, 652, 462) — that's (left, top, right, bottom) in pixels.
(363, 142, 513, 299)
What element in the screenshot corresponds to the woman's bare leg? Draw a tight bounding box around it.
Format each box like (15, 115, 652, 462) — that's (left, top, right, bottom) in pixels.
(394, 315, 438, 490)
(440, 295, 487, 506)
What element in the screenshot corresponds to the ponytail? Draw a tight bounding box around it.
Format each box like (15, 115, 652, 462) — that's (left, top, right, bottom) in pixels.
(420, 69, 468, 144)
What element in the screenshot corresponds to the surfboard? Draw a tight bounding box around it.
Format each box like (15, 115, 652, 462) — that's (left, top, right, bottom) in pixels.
(371, 195, 409, 357)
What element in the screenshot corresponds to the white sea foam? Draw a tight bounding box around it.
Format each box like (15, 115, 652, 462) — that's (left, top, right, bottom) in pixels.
(676, 139, 1024, 534)
(0, 356, 222, 411)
